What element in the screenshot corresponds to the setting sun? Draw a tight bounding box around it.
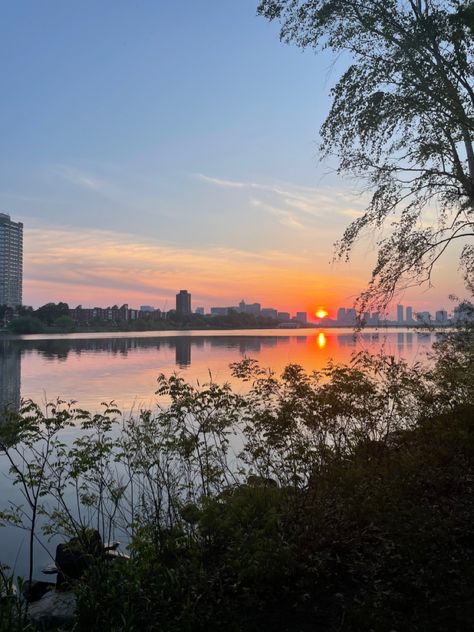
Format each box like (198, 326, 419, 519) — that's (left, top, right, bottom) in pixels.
(315, 309, 328, 319)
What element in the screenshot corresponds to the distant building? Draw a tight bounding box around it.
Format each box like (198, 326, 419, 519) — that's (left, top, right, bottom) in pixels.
(261, 308, 277, 319)
(371, 312, 380, 326)
(277, 311, 290, 321)
(176, 290, 191, 316)
(397, 304, 404, 323)
(195, 307, 205, 315)
(435, 309, 448, 324)
(245, 303, 261, 316)
(0, 213, 23, 307)
(210, 307, 229, 316)
(238, 300, 261, 316)
(345, 308, 357, 326)
(406, 306, 413, 323)
(296, 311, 307, 323)
(140, 305, 155, 312)
(337, 307, 346, 323)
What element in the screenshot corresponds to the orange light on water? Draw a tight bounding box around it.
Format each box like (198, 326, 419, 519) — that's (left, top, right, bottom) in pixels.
(317, 332, 327, 349)
(315, 309, 328, 319)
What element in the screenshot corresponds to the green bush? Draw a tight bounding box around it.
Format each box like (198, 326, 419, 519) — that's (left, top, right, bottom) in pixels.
(7, 316, 45, 335)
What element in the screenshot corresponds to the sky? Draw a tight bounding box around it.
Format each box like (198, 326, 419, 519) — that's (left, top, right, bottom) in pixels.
(0, 0, 465, 318)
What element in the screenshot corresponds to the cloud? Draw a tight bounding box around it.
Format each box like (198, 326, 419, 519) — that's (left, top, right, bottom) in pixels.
(195, 173, 367, 229)
(24, 225, 340, 309)
(250, 198, 305, 230)
(52, 165, 112, 194)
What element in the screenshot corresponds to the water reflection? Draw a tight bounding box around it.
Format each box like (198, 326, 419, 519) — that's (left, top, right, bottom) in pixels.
(0, 339, 21, 417)
(0, 329, 434, 412)
(317, 332, 326, 349)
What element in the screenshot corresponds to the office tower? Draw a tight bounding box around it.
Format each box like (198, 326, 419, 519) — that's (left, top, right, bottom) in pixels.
(337, 307, 346, 323)
(406, 306, 413, 323)
(435, 309, 448, 324)
(195, 307, 204, 315)
(296, 311, 307, 323)
(346, 308, 357, 325)
(0, 213, 23, 307)
(176, 290, 191, 316)
(397, 304, 404, 323)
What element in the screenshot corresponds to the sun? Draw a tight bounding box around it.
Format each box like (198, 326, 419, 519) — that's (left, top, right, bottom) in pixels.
(315, 309, 328, 319)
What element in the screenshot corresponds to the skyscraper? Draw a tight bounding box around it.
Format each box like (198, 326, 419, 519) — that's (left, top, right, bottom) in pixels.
(396, 304, 404, 323)
(0, 213, 23, 307)
(176, 290, 191, 316)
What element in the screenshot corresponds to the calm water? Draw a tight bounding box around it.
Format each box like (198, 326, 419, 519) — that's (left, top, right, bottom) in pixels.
(0, 328, 435, 413)
(0, 328, 435, 577)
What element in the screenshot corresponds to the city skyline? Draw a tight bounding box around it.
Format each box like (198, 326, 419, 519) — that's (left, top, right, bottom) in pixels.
(0, 1, 467, 314)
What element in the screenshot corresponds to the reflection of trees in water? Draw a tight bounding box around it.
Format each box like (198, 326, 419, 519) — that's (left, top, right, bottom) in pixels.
(12, 335, 290, 366)
(0, 339, 21, 418)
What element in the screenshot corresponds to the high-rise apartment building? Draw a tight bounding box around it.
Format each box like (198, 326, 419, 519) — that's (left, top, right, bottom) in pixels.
(0, 213, 23, 307)
(176, 290, 191, 316)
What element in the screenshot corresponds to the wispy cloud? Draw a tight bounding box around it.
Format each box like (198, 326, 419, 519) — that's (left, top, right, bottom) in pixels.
(24, 226, 343, 309)
(250, 198, 305, 230)
(52, 165, 112, 194)
(195, 173, 366, 229)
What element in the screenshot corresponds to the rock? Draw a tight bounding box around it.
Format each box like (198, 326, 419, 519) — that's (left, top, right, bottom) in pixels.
(28, 589, 76, 630)
(55, 529, 103, 587)
(22, 580, 54, 603)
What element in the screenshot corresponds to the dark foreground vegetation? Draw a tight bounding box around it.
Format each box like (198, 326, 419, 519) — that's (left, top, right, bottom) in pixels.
(0, 325, 474, 631)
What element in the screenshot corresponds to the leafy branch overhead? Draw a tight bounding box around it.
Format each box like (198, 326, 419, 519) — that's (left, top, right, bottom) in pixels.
(258, 0, 474, 308)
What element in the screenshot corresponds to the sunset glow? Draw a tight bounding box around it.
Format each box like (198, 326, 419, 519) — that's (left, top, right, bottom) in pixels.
(315, 309, 328, 319)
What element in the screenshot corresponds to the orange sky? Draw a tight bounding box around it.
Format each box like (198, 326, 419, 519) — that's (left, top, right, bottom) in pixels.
(23, 223, 466, 318)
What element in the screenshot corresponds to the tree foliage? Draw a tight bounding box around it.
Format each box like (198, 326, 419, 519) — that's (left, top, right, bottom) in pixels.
(258, 0, 474, 309)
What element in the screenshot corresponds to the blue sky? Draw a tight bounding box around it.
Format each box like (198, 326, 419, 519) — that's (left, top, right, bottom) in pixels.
(0, 1, 461, 313)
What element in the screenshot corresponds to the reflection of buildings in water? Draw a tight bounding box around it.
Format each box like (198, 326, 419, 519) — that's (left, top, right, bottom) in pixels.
(397, 333, 404, 347)
(337, 334, 358, 347)
(0, 339, 21, 418)
(175, 337, 191, 368)
(406, 332, 413, 347)
(239, 339, 261, 354)
(296, 336, 307, 345)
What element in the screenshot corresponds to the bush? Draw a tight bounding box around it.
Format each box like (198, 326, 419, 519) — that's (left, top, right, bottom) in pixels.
(7, 316, 45, 334)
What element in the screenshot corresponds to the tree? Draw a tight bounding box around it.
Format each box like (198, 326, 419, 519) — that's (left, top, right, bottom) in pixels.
(35, 302, 69, 326)
(258, 0, 474, 310)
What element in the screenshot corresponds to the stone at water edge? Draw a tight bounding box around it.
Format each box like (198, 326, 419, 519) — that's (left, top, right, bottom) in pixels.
(27, 590, 76, 630)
